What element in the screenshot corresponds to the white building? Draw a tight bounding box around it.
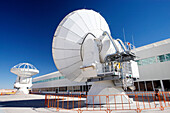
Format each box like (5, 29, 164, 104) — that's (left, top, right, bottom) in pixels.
(32, 71, 92, 94)
(134, 38, 170, 91)
(32, 38, 170, 93)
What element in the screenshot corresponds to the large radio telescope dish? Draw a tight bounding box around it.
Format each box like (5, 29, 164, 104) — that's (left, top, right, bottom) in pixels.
(52, 9, 139, 104)
(52, 9, 110, 82)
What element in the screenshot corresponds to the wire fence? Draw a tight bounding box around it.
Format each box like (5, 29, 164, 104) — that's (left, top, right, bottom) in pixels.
(45, 91, 170, 113)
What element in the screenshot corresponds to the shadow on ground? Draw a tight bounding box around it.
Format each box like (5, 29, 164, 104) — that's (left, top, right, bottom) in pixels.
(0, 99, 86, 109)
(0, 99, 45, 108)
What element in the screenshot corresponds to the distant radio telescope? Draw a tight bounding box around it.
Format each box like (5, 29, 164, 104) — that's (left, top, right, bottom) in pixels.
(10, 63, 39, 94)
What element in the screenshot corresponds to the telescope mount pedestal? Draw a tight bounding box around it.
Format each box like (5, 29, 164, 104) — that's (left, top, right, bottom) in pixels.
(87, 80, 133, 104)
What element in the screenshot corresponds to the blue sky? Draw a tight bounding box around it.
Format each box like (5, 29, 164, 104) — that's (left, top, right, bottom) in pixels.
(0, 0, 170, 89)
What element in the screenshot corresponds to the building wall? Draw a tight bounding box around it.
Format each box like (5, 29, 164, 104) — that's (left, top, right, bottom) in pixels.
(32, 71, 87, 88)
(135, 41, 170, 59)
(32, 71, 92, 93)
(134, 38, 170, 91)
(138, 61, 170, 80)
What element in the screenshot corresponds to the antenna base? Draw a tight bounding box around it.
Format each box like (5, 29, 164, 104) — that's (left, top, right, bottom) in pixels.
(87, 80, 133, 104)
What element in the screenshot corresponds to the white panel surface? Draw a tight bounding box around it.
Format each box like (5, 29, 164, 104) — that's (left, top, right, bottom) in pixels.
(53, 37, 81, 50)
(94, 12, 101, 30)
(69, 13, 89, 33)
(52, 9, 110, 82)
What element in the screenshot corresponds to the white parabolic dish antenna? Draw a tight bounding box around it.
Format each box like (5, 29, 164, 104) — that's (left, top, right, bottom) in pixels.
(10, 63, 39, 94)
(11, 63, 39, 77)
(52, 9, 111, 82)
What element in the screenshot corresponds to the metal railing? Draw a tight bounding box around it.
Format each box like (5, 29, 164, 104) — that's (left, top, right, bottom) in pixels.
(45, 91, 170, 113)
(0, 91, 16, 95)
(99, 61, 132, 76)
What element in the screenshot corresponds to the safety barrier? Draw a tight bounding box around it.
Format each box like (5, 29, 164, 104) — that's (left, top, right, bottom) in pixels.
(0, 92, 16, 95)
(45, 91, 170, 113)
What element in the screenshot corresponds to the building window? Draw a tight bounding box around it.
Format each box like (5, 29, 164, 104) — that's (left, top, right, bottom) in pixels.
(157, 55, 166, 62)
(135, 53, 170, 67)
(139, 81, 146, 91)
(165, 53, 170, 61)
(141, 57, 156, 65)
(32, 76, 66, 84)
(83, 85, 88, 91)
(162, 80, 170, 91)
(48, 88, 53, 91)
(73, 86, 81, 92)
(136, 60, 142, 66)
(67, 86, 72, 92)
(60, 76, 65, 79)
(146, 81, 153, 91)
(59, 87, 67, 92)
(153, 80, 161, 90)
(80, 85, 83, 92)
(134, 82, 139, 91)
